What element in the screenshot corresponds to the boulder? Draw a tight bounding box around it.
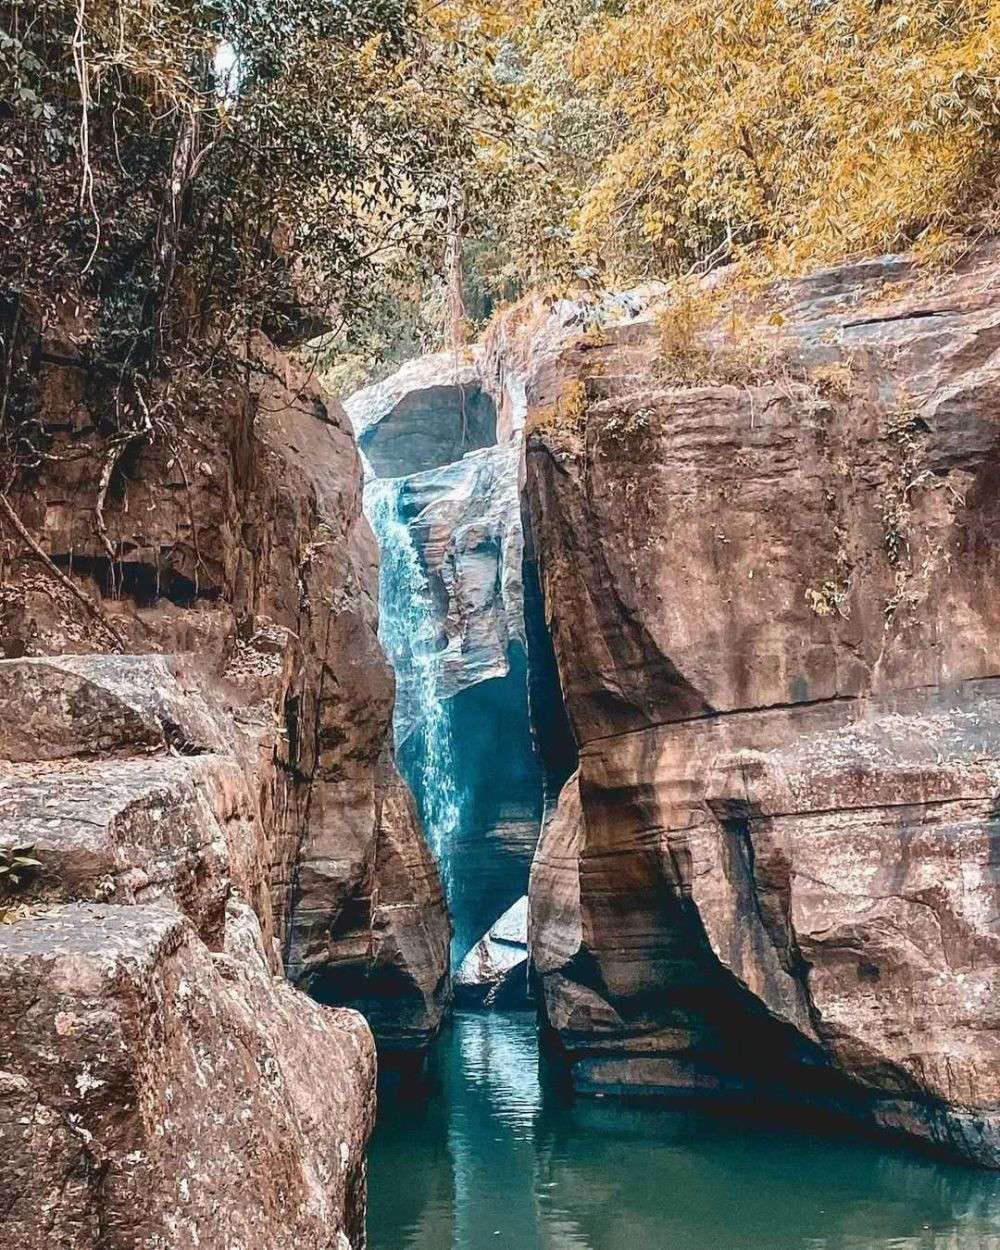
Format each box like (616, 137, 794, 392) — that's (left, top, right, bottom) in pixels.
(0, 752, 271, 952)
(0, 649, 379, 1246)
(0, 653, 232, 760)
(455, 895, 529, 1006)
(0, 902, 374, 1250)
(345, 348, 495, 478)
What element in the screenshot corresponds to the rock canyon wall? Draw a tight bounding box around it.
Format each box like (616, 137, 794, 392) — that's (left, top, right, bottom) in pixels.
(502, 252, 1000, 1166)
(0, 313, 450, 1245)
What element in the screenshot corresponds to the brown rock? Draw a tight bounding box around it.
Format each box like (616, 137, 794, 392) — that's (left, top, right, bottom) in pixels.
(0, 902, 374, 1250)
(0, 752, 272, 954)
(0, 321, 450, 1053)
(0, 318, 451, 1242)
(285, 756, 451, 1049)
(517, 248, 1000, 1165)
(0, 653, 233, 761)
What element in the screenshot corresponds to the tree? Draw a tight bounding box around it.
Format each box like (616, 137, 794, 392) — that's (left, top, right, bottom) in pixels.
(370, 0, 1000, 324)
(0, 0, 472, 380)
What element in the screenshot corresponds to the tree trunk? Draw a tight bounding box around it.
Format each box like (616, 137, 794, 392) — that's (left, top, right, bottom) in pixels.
(445, 193, 468, 350)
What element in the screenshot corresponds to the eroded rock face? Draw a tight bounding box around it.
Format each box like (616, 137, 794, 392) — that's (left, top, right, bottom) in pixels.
(518, 248, 1000, 1165)
(287, 755, 451, 1051)
(0, 317, 451, 1242)
(0, 651, 376, 1248)
(391, 443, 525, 722)
(0, 321, 450, 1052)
(0, 902, 374, 1250)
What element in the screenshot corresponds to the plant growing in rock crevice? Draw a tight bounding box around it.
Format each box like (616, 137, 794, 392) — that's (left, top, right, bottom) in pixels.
(882, 406, 928, 564)
(0, 843, 42, 922)
(0, 843, 41, 892)
(880, 402, 931, 628)
(805, 580, 850, 620)
(653, 284, 786, 388)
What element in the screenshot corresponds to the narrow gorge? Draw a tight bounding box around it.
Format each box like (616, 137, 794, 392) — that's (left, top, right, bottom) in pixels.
(7, 2, 1000, 1247)
(4, 245, 1000, 1250)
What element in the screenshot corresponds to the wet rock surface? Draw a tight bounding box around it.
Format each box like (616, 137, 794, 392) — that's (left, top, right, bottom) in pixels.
(517, 248, 1000, 1165)
(455, 895, 529, 1006)
(390, 442, 525, 724)
(348, 351, 545, 965)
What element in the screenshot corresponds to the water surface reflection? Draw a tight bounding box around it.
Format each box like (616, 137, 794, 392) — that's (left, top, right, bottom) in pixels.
(368, 1012, 1000, 1250)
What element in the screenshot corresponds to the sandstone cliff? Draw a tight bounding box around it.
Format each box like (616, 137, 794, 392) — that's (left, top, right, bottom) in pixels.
(0, 310, 450, 1243)
(508, 250, 1000, 1166)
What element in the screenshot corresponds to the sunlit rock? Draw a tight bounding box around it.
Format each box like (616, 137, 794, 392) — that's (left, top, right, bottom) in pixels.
(455, 895, 529, 1006)
(517, 247, 1000, 1166)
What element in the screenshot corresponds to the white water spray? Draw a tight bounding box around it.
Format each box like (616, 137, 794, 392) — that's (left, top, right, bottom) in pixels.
(364, 476, 461, 890)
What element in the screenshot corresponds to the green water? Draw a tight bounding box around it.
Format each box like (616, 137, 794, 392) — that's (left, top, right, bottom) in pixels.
(368, 1011, 1000, 1250)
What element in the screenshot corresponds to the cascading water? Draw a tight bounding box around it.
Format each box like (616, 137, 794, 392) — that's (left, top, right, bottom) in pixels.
(365, 474, 461, 894)
(350, 368, 550, 968)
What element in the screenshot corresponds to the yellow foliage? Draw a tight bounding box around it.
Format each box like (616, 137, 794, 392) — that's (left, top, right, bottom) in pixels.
(448, 0, 1000, 288)
(654, 282, 783, 386)
(566, 0, 1000, 278)
(527, 376, 588, 432)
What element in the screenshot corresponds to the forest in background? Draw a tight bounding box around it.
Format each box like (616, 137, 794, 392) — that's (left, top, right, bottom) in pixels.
(2, 0, 999, 406)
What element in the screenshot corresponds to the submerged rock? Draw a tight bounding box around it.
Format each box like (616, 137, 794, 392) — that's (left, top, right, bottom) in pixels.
(514, 247, 1000, 1166)
(455, 895, 529, 1006)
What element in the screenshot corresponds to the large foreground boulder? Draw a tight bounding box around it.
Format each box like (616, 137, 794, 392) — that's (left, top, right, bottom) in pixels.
(515, 247, 1000, 1165)
(0, 651, 378, 1247)
(0, 903, 374, 1250)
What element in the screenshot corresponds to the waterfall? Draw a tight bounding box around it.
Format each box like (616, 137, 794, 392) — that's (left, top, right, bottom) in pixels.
(364, 476, 461, 891)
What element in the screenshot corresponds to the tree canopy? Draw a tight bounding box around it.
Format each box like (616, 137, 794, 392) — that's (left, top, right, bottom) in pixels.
(3, 0, 999, 391)
(0, 0, 480, 369)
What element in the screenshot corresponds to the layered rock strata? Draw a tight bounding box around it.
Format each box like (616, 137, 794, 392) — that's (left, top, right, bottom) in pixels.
(0, 315, 451, 1242)
(516, 250, 1000, 1165)
(1, 315, 450, 1049)
(0, 654, 374, 1248)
